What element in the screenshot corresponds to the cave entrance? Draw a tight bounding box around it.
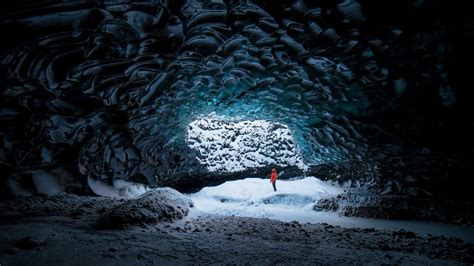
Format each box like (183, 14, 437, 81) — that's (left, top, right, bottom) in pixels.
(185, 114, 342, 223)
(186, 113, 307, 173)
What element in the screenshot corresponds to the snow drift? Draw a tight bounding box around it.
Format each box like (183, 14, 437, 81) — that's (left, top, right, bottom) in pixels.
(189, 176, 343, 220)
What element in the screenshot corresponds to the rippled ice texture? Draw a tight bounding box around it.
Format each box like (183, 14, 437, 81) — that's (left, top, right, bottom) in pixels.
(0, 0, 454, 196)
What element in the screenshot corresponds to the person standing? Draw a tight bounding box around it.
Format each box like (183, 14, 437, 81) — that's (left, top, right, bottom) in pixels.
(270, 168, 277, 191)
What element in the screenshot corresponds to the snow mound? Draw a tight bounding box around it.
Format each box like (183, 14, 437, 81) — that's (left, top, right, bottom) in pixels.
(0, 188, 193, 228)
(186, 114, 308, 173)
(189, 176, 343, 220)
(97, 188, 193, 229)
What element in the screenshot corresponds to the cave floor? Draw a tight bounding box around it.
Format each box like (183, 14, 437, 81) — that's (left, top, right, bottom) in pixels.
(1, 209, 473, 265)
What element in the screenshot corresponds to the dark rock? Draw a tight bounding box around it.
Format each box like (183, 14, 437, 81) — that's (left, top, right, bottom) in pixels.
(396, 229, 416, 239)
(2, 248, 19, 255)
(96, 188, 192, 229)
(313, 198, 339, 212)
(16, 236, 44, 250)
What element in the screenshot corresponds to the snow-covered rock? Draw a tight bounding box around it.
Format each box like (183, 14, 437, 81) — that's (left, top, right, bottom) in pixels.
(186, 114, 308, 173)
(98, 188, 193, 229)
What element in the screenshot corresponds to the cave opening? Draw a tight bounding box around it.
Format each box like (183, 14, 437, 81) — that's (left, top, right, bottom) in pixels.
(185, 113, 308, 173)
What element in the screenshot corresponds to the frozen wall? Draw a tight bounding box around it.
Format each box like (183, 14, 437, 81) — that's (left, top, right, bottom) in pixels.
(0, 0, 468, 198)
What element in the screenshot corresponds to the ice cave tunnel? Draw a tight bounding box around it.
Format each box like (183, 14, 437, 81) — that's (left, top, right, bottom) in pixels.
(0, 0, 471, 217)
(0, 0, 473, 264)
(0, 0, 472, 239)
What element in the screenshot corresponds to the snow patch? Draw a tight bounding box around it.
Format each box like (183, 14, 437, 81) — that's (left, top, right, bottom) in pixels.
(186, 114, 307, 172)
(88, 176, 149, 198)
(189, 176, 343, 220)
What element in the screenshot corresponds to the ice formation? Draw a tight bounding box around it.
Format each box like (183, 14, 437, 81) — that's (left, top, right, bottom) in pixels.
(0, 0, 462, 197)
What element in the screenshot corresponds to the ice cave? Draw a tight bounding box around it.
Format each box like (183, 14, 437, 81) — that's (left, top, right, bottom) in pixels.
(0, 0, 472, 264)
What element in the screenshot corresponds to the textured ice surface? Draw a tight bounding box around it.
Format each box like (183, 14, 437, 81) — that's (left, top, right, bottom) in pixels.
(0, 0, 459, 196)
(0, 0, 370, 193)
(187, 114, 307, 172)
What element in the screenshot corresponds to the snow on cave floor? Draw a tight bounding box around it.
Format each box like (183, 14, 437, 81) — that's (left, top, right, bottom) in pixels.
(188, 177, 474, 243)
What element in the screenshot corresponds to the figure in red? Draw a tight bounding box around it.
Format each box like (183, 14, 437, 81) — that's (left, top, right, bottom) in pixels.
(270, 168, 277, 191)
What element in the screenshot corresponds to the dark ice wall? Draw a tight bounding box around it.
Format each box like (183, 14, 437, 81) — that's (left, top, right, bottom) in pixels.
(0, 1, 469, 199)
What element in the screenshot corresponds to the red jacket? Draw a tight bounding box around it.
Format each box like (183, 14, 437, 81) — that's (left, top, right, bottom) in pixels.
(270, 171, 277, 183)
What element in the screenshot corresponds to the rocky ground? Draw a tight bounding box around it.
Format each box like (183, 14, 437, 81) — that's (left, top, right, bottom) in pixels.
(313, 191, 474, 226)
(0, 192, 473, 265)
